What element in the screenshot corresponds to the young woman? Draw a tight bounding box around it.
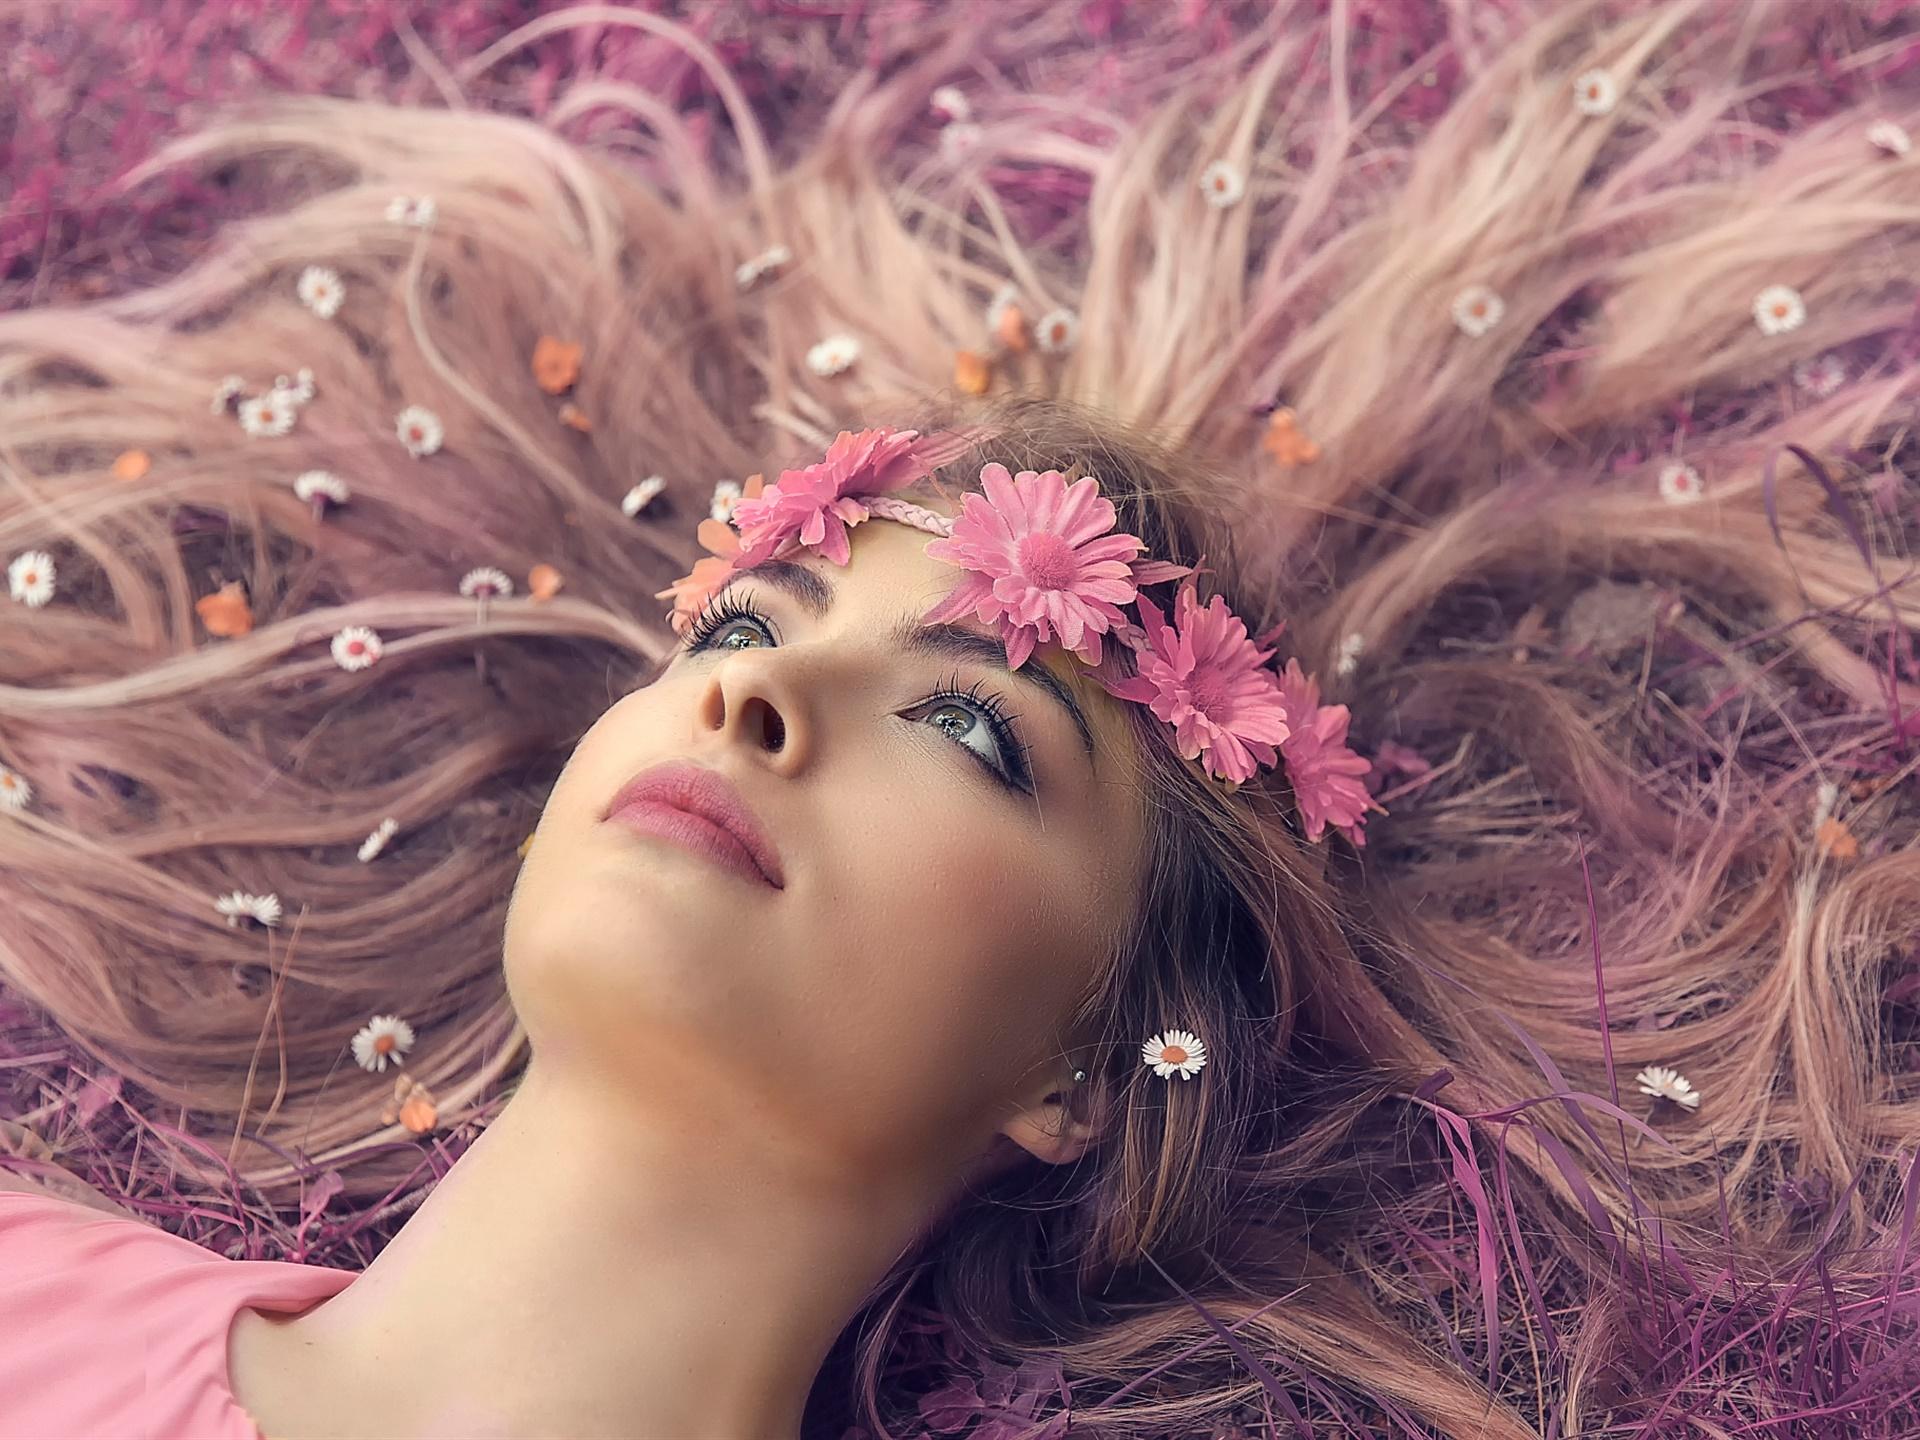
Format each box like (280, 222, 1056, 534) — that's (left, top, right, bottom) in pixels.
(3, 2, 1916, 1436)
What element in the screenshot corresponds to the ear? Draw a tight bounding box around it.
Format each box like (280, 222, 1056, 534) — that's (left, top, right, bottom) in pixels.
(998, 1073, 1098, 1167)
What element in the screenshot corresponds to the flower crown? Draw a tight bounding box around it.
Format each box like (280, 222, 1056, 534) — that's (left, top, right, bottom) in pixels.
(657, 428, 1373, 844)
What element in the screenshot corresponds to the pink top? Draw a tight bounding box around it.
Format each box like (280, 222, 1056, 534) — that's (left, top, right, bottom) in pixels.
(0, 1189, 357, 1440)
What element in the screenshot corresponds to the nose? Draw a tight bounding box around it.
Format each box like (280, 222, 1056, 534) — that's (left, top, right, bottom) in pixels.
(696, 648, 806, 766)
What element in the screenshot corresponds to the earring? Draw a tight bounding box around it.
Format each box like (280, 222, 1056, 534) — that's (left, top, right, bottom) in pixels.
(1071, 1068, 1088, 1084)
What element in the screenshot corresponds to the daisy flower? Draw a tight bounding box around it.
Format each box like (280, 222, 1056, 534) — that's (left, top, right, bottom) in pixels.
(939, 122, 983, 164)
(237, 389, 297, 437)
(734, 244, 792, 291)
(1141, 1029, 1208, 1080)
(1657, 461, 1704, 505)
(331, 625, 383, 671)
(8, 550, 55, 608)
(1199, 160, 1246, 208)
(806, 334, 861, 377)
(351, 1013, 417, 1073)
(386, 195, 435, 228)
(1634, 1064, 1700, 1110)
(214, 890, 282, 928)
(923, 460, 1178, 673)
(709, 478, 745, 523)
(1792, 352, 1845, 398)
(622, 475, 667, 517)
(358, 817, 398, 863)
(1098, 571, 1296, 785)
(0, 765, 31, 812)
(1034, 307, 1079, 353)
(732, 429, 928, 568)
(1572, 69, 1617, 116)
(211, 374, 246, 415)
(986, 283, 1021, 334)
(284, 367, 317, 405)
(1869, 119, 1911, 157)
(459, 566, 513, 601)
(396, 404, 444, 457)
(1452, 285, 1504, 337)
(1335, 632, 1365, 678)
(1274, 658, 1374, 844)
(929, 85, 971, 123)
(296, 265, 345, 319)
(1753, 284, 1806, 336)
(293, 470, 350, 507)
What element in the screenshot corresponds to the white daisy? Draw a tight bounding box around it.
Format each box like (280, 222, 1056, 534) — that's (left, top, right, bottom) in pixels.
(1813, 780, 1840, 829)
(1657, 461, 1704, 505)
(237, 389, 298, 437)
(386, 195, 435, 228)
(1452, 285, 1504, 337)
(1141, 1028, 1209, 1080)
(709, 478, 744, 522)
(930, 84, 971, 123)
(622, 475, 667, 517)
(281, 367, 316, 406)
(1634, 1064, 1700, 1110)
(8, 550, 55, 608)
(805, 334, 861, 377)
(1792, 352, 1845, 399)
(940, 122, 983, 164)
(351, 1013, 417, 1074)
(1869, 119, 1911, 157)
(1335, 632, 1366, 678)
(1034, 307, 1080, 353)
(293, 470, 351, 506)
(458, 566, 513, 600)
(734, 244, 792, 290)
(1199, 159, 1246, 208)
(211, 374, 246, 415)
(331, 624, 383, 671)
(1753, 284, 1806, 336)
(0, 766, 31, 812)
(358, 816, 398, 863)
(395, 404, 444, 457)
(214, 890, 282, 928)
(1572, 69, 1618, 117)
(296, 266, 345, 319)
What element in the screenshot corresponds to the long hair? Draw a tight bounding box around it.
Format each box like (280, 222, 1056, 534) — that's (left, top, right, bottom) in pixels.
(4, 1, 1919, 1435)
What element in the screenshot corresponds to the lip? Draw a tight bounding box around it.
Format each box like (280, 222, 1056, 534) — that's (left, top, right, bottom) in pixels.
(601, 761, 785, 890)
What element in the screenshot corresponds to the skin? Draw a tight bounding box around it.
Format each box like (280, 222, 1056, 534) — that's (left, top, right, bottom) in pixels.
(228, 499, 1148, 1439)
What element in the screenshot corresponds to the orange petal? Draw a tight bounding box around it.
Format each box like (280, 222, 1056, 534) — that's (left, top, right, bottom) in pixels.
(743, 472, 767, 500)
(558, 402, 592, 432)
(995, 303, 1030, 354)
(532, 336, 583, 395)
(194, 580, 254, 637)
(1815, 815, 1859, 859)
(111, 449, 151, 482)
(695, 517, 743, 557)
(528, 563, 564, 601)
(398, 1091, 438, 1135)
(954, 350, 991, 396)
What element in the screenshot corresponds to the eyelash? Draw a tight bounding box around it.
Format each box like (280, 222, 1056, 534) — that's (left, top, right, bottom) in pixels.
(676, 589, 1037, 795)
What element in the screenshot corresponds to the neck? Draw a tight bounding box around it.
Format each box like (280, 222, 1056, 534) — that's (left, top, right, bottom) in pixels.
(235, 1059, 951, 1440)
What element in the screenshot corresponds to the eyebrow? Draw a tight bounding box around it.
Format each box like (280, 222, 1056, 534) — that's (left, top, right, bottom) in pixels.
(712, 559, 1099, 769)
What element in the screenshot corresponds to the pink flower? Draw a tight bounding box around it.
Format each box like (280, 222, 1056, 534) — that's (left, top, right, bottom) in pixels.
(1096, 573, 1292, 785)
(1273, 659, 1372, 844)
(920, 463, 1188, 670)
(731, 428, 927, 568)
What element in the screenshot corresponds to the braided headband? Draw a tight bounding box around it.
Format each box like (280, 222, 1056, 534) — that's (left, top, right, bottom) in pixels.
(656, 428, 1372, 845)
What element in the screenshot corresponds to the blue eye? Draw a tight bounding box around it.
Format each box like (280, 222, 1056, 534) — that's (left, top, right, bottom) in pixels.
(677, 589, 1037, 795)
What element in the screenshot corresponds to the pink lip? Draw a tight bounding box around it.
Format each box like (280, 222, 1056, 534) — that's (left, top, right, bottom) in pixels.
(601, 761, 785, 890)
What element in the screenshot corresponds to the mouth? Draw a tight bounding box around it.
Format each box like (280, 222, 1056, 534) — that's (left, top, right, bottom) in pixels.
(601, 761, 785, 890)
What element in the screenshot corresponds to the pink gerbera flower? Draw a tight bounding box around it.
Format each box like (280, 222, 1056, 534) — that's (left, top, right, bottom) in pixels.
(1273, 658, 1373, 844)
(730, 428, 927, 568)
(1096, 573, 1293, 785)
(921, 463, 1187, 670)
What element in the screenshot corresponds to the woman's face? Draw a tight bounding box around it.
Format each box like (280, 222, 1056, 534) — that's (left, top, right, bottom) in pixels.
(503, 504, 1148, 1184)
